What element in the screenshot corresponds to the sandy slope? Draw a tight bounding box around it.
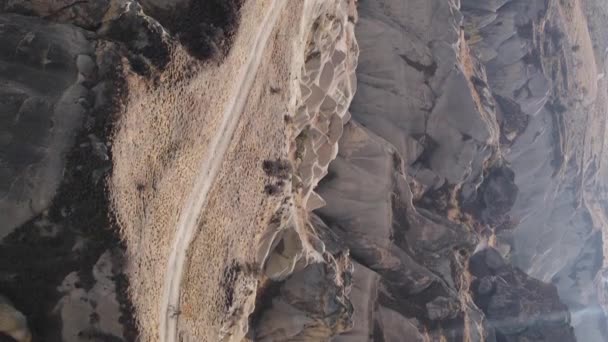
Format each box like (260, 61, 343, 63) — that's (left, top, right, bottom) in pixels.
(109, 0, 314, 339)
(158, 1, 286, 341)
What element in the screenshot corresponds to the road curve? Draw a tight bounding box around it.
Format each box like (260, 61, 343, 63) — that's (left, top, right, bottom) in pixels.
(159, 1, 287, 341)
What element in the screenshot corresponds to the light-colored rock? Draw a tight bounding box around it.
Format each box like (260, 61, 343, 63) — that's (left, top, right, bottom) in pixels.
(55, 251, 124, 341)
(0, 295, 31, 342)
(255, 253, 353, 341)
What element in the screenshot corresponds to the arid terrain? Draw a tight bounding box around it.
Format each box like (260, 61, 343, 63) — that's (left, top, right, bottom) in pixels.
(1, 0, 608, 341)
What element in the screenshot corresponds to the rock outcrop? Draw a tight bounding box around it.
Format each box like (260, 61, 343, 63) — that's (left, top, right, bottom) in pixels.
(312, 0, 497, 339)
(0, 295, 31, 342)
(317, 120, 483, 340)
(0, 13, 95, 237)
(469, 247, 576, 342)
(252, 1, 359, 340)
(312, 0, 602, 340)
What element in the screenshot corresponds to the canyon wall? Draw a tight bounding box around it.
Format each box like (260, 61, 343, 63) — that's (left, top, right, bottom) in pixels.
(310, 0, 608, 340)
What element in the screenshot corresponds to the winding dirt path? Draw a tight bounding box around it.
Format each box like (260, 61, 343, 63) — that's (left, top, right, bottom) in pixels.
(159, 2, 286, 341)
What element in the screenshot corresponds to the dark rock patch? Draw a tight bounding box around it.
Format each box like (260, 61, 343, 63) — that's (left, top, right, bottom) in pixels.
(0, 44, 138, 341)
(262, 159, 292, 179)
(470, 247, 576, 341)
(140, 0, 244, 60)
(399, 54, 437, 77)
(411, 134, 440, 170)
(263, 183, 284, 196)
(463, 164, 518, 227)
(0, 334, 17, 342)
(495, 95, 529, 146)
(100, 2, 171, 73)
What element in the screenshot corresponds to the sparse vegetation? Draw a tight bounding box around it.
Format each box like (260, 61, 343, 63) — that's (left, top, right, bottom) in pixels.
(262, 159, 292, 179)
(264, 184, 282, 196)
(295, 129, 309, 161)
(142, 0, 245, 60)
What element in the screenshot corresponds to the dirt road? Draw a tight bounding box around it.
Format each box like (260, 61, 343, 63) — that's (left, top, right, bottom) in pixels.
(159, 1, 287, 341)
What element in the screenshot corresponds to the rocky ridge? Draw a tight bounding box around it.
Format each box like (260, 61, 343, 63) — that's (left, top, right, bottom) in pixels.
(252, 0, 359, 340)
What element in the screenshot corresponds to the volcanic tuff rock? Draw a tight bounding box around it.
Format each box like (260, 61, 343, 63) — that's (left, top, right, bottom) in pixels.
(469, 247, 576, 342)
(318, 0, 604, 340)
(0, 2, 135, 340)
(252, 1, 359, 339)
(0, 13, 94, 238)
(461, 0, 608, 340)
(1, 0, 607, 341)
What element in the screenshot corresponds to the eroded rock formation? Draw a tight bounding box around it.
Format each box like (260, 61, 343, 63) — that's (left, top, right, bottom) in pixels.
(312, 0, 607, 340)
(252, 1, 359, 340)
(470, 247, 576, 341)
(1, 0, 608, 341)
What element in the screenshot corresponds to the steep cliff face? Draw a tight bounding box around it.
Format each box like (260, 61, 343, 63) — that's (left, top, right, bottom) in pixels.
(250, 1, 359, 340)
(314, 0, 497, 339)
(462, 0, 608, 340)
(313, 0, 606, 340)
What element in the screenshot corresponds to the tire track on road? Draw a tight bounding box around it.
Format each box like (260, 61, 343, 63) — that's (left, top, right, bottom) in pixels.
(159, 2, 286, 341)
